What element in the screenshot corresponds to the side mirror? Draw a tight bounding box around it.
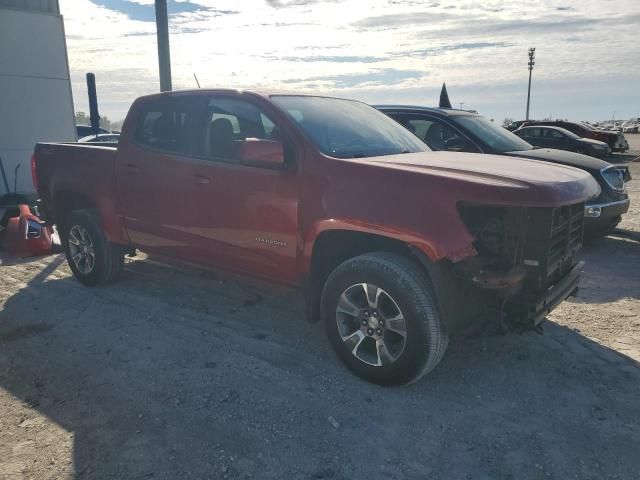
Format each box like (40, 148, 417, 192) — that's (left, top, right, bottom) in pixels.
(238, 138, 285, 168)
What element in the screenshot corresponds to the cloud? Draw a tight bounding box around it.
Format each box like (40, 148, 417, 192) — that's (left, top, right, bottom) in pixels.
(60, 0, 640, 123)
(267, 55, 386, 63)
(282, 69, 426, 88)
(394, 42, 511, 58)
(265, 0, 338, 7)
(352, 11, 457, 29)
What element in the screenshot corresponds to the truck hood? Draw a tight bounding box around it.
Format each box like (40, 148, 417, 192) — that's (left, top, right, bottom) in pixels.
(360, 151, 600, 207)
(504, 147, 609, 173)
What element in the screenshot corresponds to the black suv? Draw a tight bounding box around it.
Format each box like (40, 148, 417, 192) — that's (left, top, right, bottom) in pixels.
(377, 105, 631, 235)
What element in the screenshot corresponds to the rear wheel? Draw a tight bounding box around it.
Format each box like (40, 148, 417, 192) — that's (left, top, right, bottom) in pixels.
(62, 209, 124, 286)
(321, 252, 448, 385)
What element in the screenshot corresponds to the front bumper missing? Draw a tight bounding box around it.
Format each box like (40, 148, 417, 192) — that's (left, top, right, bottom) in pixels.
(526, 261, 584, 326)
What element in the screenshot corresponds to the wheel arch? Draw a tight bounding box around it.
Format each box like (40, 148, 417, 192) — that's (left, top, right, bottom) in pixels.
(302, 221, 442, 323)
(53, 190, 96, 228)
(52, 189, 130, 245)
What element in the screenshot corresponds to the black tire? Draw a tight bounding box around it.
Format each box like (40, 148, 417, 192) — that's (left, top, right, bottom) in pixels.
(62, 209, 124, 286)
(321, 252, 448, 386)
(585, 217, 621, 239)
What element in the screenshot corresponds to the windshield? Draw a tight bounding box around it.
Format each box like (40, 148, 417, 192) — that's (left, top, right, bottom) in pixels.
(270, 96, 429, 158)
(452, 115, 534, 152)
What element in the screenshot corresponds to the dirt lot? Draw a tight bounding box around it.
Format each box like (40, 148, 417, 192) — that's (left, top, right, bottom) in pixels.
(1, 162, 639, 480)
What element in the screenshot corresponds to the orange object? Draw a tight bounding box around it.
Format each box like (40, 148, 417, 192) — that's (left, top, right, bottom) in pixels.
(3, 204, 53, 257)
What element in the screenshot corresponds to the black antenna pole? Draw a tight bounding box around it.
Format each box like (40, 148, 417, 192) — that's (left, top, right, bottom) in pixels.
(155, 0, 173, 92)
(193, 73, 201, 88)
(525, 47, 536, 120)
(0, 156, 10, 194)
(86, 73, 100, 138)
(14, 164, 20, 193)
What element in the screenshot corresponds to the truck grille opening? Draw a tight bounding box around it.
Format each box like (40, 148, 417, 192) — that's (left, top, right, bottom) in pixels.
(459, 203, 585, 292)
(523, 203, 584, 290)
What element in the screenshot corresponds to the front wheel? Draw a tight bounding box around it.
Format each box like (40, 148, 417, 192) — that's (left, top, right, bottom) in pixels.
(62, 209, 124, 286)
(321, 252, 448, 386)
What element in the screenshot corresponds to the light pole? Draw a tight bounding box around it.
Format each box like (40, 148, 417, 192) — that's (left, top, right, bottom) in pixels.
(155, 0, 172, 92)
(525, 47, 535, 120)
(459, 102, 464, 109)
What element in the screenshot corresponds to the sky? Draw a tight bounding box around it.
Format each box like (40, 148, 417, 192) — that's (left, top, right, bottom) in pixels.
(60, 0, 640, 123)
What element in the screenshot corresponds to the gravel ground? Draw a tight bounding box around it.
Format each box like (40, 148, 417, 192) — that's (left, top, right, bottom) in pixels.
(1, 162, 639, 480)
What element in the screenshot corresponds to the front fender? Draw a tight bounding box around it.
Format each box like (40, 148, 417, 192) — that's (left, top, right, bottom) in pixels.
(300, 218, 476, 278)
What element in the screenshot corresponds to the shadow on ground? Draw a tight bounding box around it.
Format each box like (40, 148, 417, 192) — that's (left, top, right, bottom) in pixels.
(574, 231, 640, 304)
(1, 255, 639, 479)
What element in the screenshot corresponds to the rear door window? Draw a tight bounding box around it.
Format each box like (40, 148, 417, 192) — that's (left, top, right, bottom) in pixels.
(134, 98, 197, 155)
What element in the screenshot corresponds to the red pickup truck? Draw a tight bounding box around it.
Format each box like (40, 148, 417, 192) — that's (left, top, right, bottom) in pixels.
(33, 90, 599, 385)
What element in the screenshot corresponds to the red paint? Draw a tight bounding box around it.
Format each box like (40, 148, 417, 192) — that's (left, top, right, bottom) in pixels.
(3, 204, 53, 257)
(33, 90, 600, 286)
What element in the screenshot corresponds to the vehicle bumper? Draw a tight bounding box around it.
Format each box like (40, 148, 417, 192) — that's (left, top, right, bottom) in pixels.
(526, 261, 583, 326)
(584, 198, 630, 231)
(612, 139, 629, 152)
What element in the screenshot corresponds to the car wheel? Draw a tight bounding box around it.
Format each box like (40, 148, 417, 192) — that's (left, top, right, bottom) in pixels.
(321, 252, 448, 386)
(62, 209, 124, 286)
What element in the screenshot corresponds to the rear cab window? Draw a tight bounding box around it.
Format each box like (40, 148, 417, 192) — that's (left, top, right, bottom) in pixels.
(134, 97, 198, 155)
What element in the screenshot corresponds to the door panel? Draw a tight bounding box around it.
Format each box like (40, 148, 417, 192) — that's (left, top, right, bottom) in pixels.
(182, 158, 299, 283)
(115, 96, 210, 260)
(176, 94, 299, 283)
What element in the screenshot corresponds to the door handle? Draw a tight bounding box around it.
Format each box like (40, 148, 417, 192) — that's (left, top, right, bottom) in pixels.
(125, 163, 140, 173)
(192, 174, 210, 185)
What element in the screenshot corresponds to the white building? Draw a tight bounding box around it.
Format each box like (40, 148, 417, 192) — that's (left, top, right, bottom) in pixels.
(0, 0, 75, 194)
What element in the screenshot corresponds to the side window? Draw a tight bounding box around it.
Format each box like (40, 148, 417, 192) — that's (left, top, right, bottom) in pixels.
(548, 129, 565, 139)
(405, 119, 434, 141)
(420, 117, 478, 153)
(518, 129, 531, 138)
(200, 97, 281, 162)
(135, 101, 192, 154)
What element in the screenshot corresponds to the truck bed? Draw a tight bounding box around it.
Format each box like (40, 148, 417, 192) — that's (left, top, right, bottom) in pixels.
(33, 142, 125, 243)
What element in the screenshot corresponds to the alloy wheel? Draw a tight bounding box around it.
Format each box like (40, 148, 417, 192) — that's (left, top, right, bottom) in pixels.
(68, 224, 96, 274)
(335, 283, 407, 367)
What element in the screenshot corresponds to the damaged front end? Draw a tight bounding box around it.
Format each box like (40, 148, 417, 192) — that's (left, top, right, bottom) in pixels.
(454, 203, 584, 332)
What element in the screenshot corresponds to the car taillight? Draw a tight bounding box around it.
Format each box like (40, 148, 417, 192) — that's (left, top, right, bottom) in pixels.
(31, 154, 38, 192)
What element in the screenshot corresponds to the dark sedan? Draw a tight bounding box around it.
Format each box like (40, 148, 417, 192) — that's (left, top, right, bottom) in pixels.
(513, 125, 610, 159)
(76, 125, 111, 139)
(78, 133, 120, 144)
(376, 105, 631, 235)
(507, 119, 629, 152)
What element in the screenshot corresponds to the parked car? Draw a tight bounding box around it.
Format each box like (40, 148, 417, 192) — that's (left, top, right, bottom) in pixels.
(508, 120, 628, 152)
(377, 105, 630, 235)
(78, 133, 120, 143)
(513, 126, 610, 158)
(33, 90, 599, 385)
(505, 120, 528, 131)
(76, 125, 111, 139)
